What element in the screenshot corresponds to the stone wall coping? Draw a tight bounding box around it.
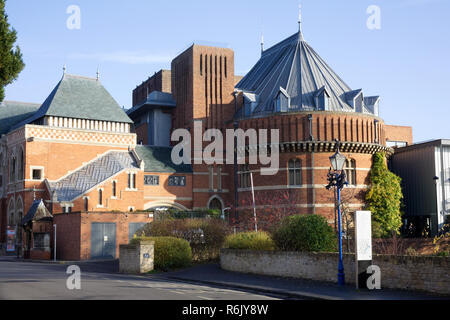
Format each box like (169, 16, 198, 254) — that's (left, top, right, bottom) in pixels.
(221, 248, 450, 263)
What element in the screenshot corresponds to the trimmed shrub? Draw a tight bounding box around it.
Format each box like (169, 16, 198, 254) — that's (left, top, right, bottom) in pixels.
(137, 218, 230, 262)
(131, 236, 192, 271)
(272, 214, 337, 252)
(224, 231, 275, 251)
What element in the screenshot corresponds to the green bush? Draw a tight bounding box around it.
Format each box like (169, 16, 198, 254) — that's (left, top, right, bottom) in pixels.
(137, 218, 230, 262)
(131, 236, 192, 271)
(224, 231, 275, 251)
(272, 214, 337, 252)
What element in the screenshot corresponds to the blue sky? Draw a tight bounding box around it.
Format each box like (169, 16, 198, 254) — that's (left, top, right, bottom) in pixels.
(4, 0, 450, 143)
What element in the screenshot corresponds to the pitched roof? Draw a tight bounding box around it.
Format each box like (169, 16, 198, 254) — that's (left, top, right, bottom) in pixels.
(21, 199, 53, 226)
(0, 101, 41, 135)
(134, 145, 192, 173)
(10, 74, 133, 131)
(48, 151, 139, 202)
(235, 31, 378, 117)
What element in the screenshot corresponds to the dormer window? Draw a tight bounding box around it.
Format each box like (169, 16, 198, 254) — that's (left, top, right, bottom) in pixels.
(243, 92, 258, 117)
(275, 88, 290, 112)
(315, 86, 330, 111)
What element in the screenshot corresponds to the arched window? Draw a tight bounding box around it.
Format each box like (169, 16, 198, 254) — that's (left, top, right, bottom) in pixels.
(345, 159, 357, 186)
(8, 198, 15, 226)
(240, 164, 251, 188)
(288, 159, 302, 186)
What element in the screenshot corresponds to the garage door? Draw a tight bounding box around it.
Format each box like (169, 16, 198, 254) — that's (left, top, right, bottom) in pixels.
(91, 223, 116, 259)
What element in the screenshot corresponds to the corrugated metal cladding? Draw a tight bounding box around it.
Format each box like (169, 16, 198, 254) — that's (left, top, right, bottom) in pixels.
(436, 143, 450, 218)
(391, 144, 437, 217)
(391, 139, 450, 234)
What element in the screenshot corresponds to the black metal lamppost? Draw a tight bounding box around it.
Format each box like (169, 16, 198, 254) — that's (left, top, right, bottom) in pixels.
(326, 140, 348, 286)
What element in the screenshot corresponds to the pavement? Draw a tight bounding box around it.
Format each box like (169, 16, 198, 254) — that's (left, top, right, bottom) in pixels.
(163, 263, 448, 300)
(1, 256, 448, 300)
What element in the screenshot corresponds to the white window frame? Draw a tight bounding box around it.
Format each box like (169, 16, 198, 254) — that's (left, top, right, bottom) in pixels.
(30, 166, 45, 181)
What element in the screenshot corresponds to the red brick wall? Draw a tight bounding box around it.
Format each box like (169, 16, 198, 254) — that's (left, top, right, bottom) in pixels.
(54, 213, 81, 261)
(79, 212, 152, 260)
(133, 69, 172, 107)
(55, 212, 153, 260)
(135, 123, 148, 145)
(384, 124, 413, 145)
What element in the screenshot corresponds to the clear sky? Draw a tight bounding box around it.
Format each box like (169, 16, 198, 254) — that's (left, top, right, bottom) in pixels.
(4, 0, 450, 143)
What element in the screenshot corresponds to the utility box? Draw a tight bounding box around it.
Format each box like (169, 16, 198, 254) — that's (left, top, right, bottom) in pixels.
(119, 240, 154, 274)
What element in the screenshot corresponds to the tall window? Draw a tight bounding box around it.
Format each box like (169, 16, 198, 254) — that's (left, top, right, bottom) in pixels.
(217, 166, 222, 191)
(18, 149, 24, 180)
(112, 181, 117, 197)
(208, 166, 214, 190)
(98, 189, 103, 206)
(128, 173, 136, 189)
(84, 198, 89, 212)
(344, 159, 357, 186)
(10, 156, 16, 182)
(288, 159, 302, 186)
(240, 165, 251, 188)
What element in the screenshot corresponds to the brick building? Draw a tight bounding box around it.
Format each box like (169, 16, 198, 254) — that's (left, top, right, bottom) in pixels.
(0, 73, 192, 260)
(128, 25, 413, 227)
(0, 22, 412, 260)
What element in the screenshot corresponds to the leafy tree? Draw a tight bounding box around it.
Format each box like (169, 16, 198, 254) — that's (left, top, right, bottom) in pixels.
(365, 152, 403, 237)
(0, 0, 25, 102)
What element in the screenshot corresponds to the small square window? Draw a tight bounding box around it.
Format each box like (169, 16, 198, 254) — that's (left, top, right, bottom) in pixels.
(32, 169, 42, 180)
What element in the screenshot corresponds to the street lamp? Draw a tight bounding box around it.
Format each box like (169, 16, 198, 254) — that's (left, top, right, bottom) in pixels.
(326, 140, 348, 286)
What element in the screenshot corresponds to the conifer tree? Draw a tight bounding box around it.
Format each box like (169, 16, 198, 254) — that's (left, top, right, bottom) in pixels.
(0, 0, 25, 103)
(366, 152, 403, 237)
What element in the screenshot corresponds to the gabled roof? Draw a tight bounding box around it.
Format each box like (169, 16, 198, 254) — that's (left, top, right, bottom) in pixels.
(0, 101, 40, 135)
(235, 30, 379, 117)
(21, 199, 53, 226)
(134, 145, 193, 173)
(48, 151, 139, 202)
(11, 74, 133, 131)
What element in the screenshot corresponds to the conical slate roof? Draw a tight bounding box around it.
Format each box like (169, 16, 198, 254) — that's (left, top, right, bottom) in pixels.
(10, 74, 133, 131)
(236, 31, 379, 116)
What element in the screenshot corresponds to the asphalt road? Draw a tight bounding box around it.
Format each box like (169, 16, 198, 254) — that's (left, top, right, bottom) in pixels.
(0, 260, 281, 300)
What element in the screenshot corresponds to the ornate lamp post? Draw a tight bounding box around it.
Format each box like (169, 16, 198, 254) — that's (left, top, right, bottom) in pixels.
(326, 140, 348, 286)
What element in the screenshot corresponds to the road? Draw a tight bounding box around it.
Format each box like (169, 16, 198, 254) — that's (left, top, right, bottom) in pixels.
(0, 260, 281, 300)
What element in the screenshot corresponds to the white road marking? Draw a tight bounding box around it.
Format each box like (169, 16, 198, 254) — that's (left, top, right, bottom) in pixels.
(198, 296, 213, 300)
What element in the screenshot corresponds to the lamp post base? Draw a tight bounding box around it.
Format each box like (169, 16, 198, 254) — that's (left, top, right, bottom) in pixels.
(338, 271, 345, 286)
(338, 259, 345, 286)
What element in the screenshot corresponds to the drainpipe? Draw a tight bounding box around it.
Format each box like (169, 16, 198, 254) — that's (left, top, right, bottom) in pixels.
(308, 114, 315, 214)
(233, 92, 239, 224)
(440, 143, 446, 233)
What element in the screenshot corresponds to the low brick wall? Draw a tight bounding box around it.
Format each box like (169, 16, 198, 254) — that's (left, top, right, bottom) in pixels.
(119, 241, 154, 274)
(220, 249, 450, 295)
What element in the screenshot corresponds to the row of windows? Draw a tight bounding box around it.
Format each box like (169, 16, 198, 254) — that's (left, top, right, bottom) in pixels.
(200, 54, 228, 78)
(239, 159, 358, 188)
(78, 173, 137, 212)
